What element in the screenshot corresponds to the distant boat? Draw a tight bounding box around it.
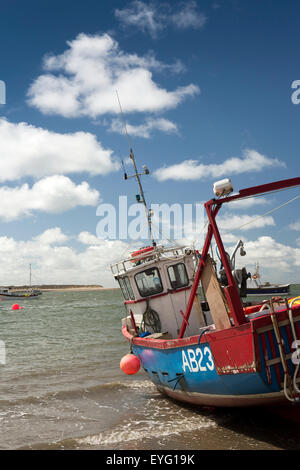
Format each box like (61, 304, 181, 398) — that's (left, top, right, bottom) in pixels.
(246, 262, 290, 296)
(0, 288, 41, 299)
(0, 264, 42, 300)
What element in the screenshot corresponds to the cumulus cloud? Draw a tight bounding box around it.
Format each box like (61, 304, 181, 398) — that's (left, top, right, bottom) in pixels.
(289, 220, 300, 231)
(0, 175, 100, 221)
(0, 230, 298, 287)
(33, 227, 69, 245)
(78, 231, 102, 245)
(218, 214, 275, 231)
(109, 116, 178, 138)
(154, 149, 286, 181)
(0, 118, 119, 181)
(229, 196, 271, 210)
(27, 33, 199, 118)
(0, 229, 132, 287)
(115, 1, 206, 38)
(232, 236, 300, 275)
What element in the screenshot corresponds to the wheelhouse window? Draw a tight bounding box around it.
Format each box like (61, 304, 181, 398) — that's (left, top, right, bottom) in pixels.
(168, 263, 189, 289)
(124, 276, 135, 300)
(135, 267, 163, 297)
(118, 276, 135, 300)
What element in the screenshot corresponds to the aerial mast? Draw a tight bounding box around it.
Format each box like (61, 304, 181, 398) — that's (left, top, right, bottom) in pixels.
(116, 91, 155, 246)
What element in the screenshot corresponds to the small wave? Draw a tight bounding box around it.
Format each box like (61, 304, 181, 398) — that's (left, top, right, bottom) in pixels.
(0, 380, 139, 408)
(23, 408, 217, 450)
(76, 413, 217, 447)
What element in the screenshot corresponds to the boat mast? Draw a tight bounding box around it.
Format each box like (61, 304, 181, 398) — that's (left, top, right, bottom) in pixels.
(29, 263, 31, 287)
(128, 149, 155, 245)
(116, 91, 155, 246)
(252, 262, 260, 287)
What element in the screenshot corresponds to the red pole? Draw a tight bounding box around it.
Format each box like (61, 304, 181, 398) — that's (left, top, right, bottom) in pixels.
(130, 309, 138, 335)
(177, 205, 220, 339)
(205, 202, 246, 326)
(212, 176, 300, 205)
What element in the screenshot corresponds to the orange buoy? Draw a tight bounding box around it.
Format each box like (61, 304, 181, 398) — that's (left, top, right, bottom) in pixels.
(11, 304, 24, 310)
(120, 353, 140, 375)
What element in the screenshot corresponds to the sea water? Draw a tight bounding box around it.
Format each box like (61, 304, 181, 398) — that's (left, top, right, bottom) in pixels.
(0, 287, 300, 450)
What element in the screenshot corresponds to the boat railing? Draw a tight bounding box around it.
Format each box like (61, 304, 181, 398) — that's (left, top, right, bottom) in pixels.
(110, 245, 193, 276)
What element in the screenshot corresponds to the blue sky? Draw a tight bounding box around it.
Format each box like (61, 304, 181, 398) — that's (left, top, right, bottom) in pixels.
(0, 0, 299, 286)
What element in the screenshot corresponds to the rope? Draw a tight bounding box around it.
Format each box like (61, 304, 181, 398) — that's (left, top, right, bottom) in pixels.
(140, 298, 161, 333)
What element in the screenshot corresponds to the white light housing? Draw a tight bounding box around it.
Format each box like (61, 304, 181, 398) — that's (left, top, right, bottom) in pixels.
(213, 178, 233, 197)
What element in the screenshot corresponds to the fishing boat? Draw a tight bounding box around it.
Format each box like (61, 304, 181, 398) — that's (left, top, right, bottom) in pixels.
(246, 262, 290, 296)
(112, 148, 300, 412)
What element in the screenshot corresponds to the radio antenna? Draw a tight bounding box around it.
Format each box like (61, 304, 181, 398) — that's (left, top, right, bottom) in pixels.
(116, 90, 155, 246)
(116, 90, 132, 153)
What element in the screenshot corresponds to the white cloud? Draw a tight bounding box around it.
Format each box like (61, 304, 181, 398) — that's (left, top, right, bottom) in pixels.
(115, 1, 206, 38)
(0, 229, 132, 287)
(115, 1, 164, 38)
(0, 175, 100, 221)
(0, 118, 119, 181)
(109, 117, 178, 138)
(78, 231, 102, 245)
(229, 196, 271, 210)
(0, 230, 298, 287)
(289, 220, 300, 231)
(27, 33, 199, 118)
(33, 227, 69, 245)
(218, 214, 275, 231)
(171, 1, 207, 30)
(232, 236, 300, 275)
(154, 149, 286, 181)
(222, 233, 244, 244)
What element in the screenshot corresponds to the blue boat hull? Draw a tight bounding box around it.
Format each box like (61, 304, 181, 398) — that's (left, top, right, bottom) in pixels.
(131, 341, 284, 408)
(122, 301, 300, 410)
(246, 285, 290, 296)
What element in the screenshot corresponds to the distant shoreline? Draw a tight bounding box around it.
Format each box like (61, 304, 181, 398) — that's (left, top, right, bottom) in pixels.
(2, 285, 120, 293)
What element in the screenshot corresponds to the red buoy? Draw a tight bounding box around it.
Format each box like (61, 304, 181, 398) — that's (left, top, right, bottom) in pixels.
(11, 304, 24, 310)
(120, 353, 140, 375)
(130, 246, 155, 263)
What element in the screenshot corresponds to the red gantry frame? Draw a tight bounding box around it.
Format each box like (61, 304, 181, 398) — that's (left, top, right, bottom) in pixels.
(178, 177, 300, 339)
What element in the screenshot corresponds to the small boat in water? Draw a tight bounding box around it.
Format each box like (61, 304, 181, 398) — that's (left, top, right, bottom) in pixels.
(112, 148, 300, 415)
(246, 262, 290, 296)
(0, 288, 41, 300)
(0, 265, 42, 300)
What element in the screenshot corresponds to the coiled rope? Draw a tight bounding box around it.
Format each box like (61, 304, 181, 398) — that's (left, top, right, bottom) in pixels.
(140, 298, 161, 333)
